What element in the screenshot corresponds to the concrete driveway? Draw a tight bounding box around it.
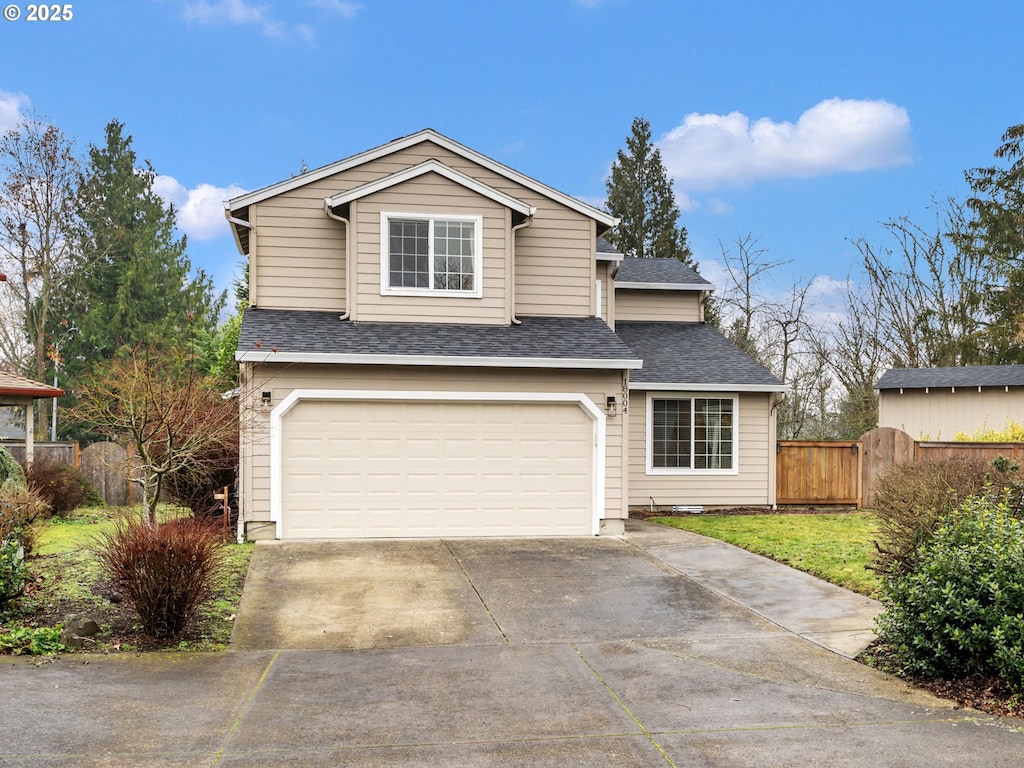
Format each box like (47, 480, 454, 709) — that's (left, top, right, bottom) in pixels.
(1, 521, 1022, 766)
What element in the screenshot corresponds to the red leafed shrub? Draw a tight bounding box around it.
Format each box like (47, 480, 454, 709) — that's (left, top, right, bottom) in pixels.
(25, 456, 102, 515)
(91, 515, 227, 638)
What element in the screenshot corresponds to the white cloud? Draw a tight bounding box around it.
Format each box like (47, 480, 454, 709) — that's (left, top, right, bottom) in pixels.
(182, 0, 288, 38)
(658, 98, 912, 191)
(154, 175, 248, 241)
(181, 0, 359, 41)
(308, 0, 361, 18)
(0, 90, 29, 133)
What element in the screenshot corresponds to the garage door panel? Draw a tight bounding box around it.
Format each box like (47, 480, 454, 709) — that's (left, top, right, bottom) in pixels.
(280, 399, 594, 538)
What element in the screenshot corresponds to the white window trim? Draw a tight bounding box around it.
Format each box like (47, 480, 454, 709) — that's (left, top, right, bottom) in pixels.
(380, 211, 484, 298)
(645, 391, 739, 476)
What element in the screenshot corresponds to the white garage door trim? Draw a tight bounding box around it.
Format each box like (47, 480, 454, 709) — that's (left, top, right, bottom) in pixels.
(269, 389, 607, 538)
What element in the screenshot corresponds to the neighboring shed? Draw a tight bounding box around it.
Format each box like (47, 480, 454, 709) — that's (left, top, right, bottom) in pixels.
(0, 371, 64, 465)
(877, 365, 1024, 440)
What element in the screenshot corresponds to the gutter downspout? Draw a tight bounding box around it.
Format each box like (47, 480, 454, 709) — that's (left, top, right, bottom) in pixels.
(509, 211, 535, 325)
(324, 201, 353, 321)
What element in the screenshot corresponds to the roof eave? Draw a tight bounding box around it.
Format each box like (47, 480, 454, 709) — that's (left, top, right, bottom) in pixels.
(615, 281, 715, 291)
(629, 381, 789, 394)
(236, 350, 642, 369)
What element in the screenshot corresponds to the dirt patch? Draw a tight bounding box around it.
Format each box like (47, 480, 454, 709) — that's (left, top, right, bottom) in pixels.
(629, 506, 859, 520)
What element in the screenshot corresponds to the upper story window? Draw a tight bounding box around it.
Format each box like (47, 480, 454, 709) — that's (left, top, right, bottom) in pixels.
(647, 393, 737, 474)
(381, 212, 483, 298)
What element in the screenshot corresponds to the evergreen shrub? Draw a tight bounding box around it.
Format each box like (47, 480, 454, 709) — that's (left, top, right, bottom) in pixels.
(870, 456, 1017, 576)
(877, 495, 1024, 691)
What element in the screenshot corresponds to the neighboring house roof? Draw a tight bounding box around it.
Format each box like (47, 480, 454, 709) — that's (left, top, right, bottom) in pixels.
(614, 257, 714, 291)
(615, 322, 787, 392)
(226, 129, 618, 249)
(325, 159, 536, 217)
(0, 371, 64, 400)
(877, 365, 1024, 390)
(237, 309, 642, 369)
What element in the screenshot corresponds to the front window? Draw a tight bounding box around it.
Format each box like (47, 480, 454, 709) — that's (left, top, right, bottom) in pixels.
(381, 213, 482, 296)
(649, 394, 736, 473)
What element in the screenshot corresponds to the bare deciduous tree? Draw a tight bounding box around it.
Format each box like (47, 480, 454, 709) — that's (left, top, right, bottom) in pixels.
(0, 115, 79, 435)
(72, 345, 238, 525)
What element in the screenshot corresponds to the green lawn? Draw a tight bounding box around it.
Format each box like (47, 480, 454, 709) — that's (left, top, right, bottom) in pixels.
(652, 512, 881, 597)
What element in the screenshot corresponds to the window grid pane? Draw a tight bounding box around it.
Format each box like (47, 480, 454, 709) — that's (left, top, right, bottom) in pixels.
(694, 398, 733, 469)
(433, 220, 475, 291)
(652, 398, 691, 468)
(388, 219, 429, 288)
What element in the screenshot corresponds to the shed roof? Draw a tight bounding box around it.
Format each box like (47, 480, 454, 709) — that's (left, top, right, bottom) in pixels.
(614, 257, 714, 291)
(615, 322, 786, 392)
(877, 365, 1024, 390)
(0, 371, 64, 400)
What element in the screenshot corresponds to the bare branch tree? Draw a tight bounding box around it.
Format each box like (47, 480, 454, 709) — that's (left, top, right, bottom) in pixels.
(72, 344, 238, 525)
(0, 114, 79, 435)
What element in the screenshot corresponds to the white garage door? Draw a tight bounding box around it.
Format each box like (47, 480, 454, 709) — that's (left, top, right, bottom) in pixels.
(279, 398, 596, 538)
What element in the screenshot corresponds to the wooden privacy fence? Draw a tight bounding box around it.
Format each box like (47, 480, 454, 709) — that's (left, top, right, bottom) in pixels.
(0, 441, 79, 468)
(774, 427, 997, 508)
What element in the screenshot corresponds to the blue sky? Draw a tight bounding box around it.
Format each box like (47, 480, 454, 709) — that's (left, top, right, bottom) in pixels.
(2, 0, 1022, 305)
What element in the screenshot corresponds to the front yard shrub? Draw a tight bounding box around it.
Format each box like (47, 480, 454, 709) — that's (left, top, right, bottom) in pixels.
(0, 625, 65, 655)
(870, 456, 1015, 576)
(25, 456, 102, 515)
(0, 445, 25, 491)
(91, 515, 228, 638)
(876, 495, 1024, 691)
(0, 486, 51, 605)
(0, 529, 26, 606)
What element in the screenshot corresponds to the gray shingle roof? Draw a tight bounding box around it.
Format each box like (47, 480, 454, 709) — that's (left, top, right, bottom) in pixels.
(614, 257, 713, 289)
(615, 322, 786, 390)
(596, 236, 621, 255)
(238, 309, 641, 366)
(877, 365, 1024, 390)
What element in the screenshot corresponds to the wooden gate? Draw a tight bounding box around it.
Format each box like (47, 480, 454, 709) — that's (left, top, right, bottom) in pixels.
(776, 440, 861, 505)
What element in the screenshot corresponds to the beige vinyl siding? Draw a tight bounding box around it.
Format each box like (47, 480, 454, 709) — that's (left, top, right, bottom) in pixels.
(626, 391, 774, 507)
(238, 364, 626, 529)
(246, 140, 598, 321)
(250, 184, 347, 311)
(353, 174, 508, 324)
(878, 387, 1024, 441)
(614, 289, 701, 323)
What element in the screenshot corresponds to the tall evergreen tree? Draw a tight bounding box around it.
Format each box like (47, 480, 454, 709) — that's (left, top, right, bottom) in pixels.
(54, 120, 223, 385)
(964, 123, 1024, 361)
(605, 116, 694, 265)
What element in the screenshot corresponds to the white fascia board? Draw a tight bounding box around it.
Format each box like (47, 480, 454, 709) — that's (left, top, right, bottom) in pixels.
(227, 129, 617, 227)
(326, 159, 535, 217)
(615, 281, 716, 291)
(631, 381, 790, 394)
(596, 252, 624, 262)
(237, 350, 643, 369)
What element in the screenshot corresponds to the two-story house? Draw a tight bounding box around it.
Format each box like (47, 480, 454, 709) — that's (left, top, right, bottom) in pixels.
(226, 130, 785, 540)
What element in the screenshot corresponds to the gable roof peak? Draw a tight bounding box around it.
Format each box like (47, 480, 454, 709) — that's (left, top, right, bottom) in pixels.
(225, 129, 617, 229)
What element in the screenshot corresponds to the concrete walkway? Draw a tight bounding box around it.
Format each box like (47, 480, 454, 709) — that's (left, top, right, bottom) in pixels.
(1, 520, 1021, 767)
